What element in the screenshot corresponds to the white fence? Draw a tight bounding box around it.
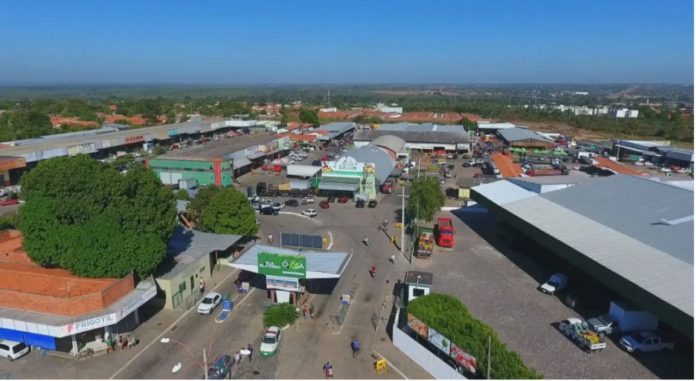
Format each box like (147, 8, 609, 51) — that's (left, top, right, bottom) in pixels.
(392, 308, 466, 379)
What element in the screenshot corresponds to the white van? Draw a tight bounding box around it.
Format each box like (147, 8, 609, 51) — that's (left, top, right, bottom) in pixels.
(0, 340, 30, 360)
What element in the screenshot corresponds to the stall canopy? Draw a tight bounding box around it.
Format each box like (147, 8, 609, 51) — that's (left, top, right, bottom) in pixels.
(225, 244, 352, 279)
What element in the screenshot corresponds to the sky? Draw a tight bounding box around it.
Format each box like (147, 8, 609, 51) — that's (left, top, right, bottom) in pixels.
(0, 0, 693, 84)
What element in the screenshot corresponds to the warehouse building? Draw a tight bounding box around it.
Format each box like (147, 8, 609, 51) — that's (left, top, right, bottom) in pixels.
(148, 133, 290, 187)
(471, 174, 693, 339)
(497, 127, 556, 149)
(314, 122, 356, 142)
(353, 123, 471, 154)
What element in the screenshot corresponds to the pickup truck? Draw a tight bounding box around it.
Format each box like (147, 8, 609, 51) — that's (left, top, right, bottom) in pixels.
(558, 318, 607, 352)
(619, 332, 674, 353)
(539, 273, 567, 295)
(587, 315, 617, 337)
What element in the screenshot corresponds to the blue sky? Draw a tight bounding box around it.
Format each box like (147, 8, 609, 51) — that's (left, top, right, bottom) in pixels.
(0, 0, 692, 84)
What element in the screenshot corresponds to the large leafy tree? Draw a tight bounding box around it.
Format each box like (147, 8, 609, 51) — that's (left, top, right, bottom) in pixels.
(406, 177, 445, 222)
(18, 155, 176, 279)
(299, 108, 320, 127)
(199, 187, 258, 236)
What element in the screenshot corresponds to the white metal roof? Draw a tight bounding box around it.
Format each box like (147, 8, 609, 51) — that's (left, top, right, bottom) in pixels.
(225, 244, 352, 279)
(286, 165, 321, 178)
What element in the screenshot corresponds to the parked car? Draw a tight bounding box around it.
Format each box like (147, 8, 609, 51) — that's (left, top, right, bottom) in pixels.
(463, 162, 472, 168)
(587, 315, 618, 337)
(368, 200, 377, 208)
(0, 339, 29, 361)
(355, 199, 365, 208)
(0, 199, 19, 207)
(619, 332, 674, 353)
(319, 200, 330, 209)
(285, 199, 300, 207)
(338, 195, 349, 203)
(302, 208, 318, 217)
(260, 326, 282, 357)
(197, 292, 222, 315)
(260, 207, 279, 215)
(207, 354, 232, 379)
(301, 196, 315, 205)
(271, 202, 284, 211)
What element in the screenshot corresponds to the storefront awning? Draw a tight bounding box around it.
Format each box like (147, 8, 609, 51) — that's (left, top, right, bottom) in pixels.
(234, 157, 252, 169)
(318, 182, 359, 192)
(224, 244, 352, 279)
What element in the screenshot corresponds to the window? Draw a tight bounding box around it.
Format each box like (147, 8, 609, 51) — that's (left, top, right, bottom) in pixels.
(413, 288, 425, 297)
(178, 282, 186, 293)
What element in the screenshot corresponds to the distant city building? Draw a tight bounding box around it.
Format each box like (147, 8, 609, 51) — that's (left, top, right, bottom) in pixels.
(611, 108, 639, 118)
(573, 91, 590, 95)
(319, 107, 338, 113)
(375, 103, 403, 114)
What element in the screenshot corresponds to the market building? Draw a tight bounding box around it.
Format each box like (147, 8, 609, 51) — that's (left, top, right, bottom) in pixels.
(612, 140, 694, 169)
(155, 226, 242, 310)
(496, 127, 556, 149)
(471, 174, 694, 339)
(0, 230, 157, 355)
(314, 122, 356, 144)
(224, 244, 351, 305)
(353, 123, 471, 154)
(148, 133, 290, 187)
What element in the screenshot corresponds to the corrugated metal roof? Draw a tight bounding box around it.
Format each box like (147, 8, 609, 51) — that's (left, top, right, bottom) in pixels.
(505, 196, 693, 317)
(230, 244, 351, 278)
(371, 135, 406, 154)
(497, 127, 552, 143)
(345, 145, 396, 184)
(656, 147, 694, 162)
(470, 179, 539, 205)
(353, 127, 470, 145)
(540, 174, 693, 264)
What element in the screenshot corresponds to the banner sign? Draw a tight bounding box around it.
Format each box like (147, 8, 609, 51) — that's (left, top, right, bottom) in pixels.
(427, 326, 451, 354)
(407, 313, 428, 338)
(266, 275, 301, 291)
(125, 135, 144, 144)
(257, 252, 306, 278)
(450, 343, 478, 374)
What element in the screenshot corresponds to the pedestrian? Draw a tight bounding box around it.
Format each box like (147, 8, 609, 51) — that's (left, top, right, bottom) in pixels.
(309, 304, 315, 318)
(199, 279, 206, 296)
(247, 344, 253, 362)
(234, 351, 241, 365)
(370, 265, 377, 278)
(363, 235, 369, 246)
(268, 234, 273, 244)
(117, 335, 124, 351)
(105, 332, 113, 354)
(390, 254, 396, 264)
(302, 306, 308, 320)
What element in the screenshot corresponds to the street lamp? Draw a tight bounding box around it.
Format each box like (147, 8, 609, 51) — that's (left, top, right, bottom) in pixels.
(160, 337, 208, 379)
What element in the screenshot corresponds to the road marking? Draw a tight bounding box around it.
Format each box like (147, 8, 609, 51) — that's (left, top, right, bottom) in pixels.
(326, 230, 334, 250)
(109, 270, 252, 380)
(372, 350, 408, 379)
(278, 211, 321, 223)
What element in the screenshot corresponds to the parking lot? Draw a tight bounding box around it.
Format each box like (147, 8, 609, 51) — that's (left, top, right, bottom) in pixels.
(410, 206, 692, 379)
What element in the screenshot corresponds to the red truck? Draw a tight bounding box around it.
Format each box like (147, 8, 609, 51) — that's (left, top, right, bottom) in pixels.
(381, 179, 394, 194)
(436, 217, 455, 248)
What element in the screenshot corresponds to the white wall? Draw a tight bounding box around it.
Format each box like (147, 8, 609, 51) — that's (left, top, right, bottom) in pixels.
(392, 308, 466, 379)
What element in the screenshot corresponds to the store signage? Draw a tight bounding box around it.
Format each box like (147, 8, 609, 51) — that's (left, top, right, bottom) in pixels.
(450, 343, 478, 374)
(257, 252, 306, 278)
(118, 285, 157, 320)
(125, 135, 144, 144)
(64, 313, 118, 336)
(407, 313, 428, 338)
(266, 275, 300, 291)
(427, 326, 451, 354)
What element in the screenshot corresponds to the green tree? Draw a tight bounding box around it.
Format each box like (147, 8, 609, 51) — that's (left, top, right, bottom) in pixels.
(152, 145, 167, 156)
(263, 303, 299, 328)
(200, 187, 258, 236)
(459, 117, 477, 131)
(406, 177, 445, 222)
(188, 185, 219, 224)
(353, 114, 368, 124)
(175, 189, 191, 200)
(299, 108, 320, 127)
(18, 156, 176, 279)
(368, 115, 383, 124)
(408, 294, 542, 379)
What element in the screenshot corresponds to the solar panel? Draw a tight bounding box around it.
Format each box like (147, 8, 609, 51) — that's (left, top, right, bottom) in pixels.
(281, 233, 324, 250)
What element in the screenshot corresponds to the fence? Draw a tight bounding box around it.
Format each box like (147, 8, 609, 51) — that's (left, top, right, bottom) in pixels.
(391, 308, 466, 379)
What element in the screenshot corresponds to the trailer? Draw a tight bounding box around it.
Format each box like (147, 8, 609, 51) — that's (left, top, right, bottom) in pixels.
(558, 318, 607, 352)
(607, 300, 659, 333)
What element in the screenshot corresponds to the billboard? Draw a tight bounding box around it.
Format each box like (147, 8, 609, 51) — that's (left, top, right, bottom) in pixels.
(427, 326, 451, 354)
(266, 275, 301, 291)
(450, 343, 478, 374)
(406, 313, 428, 338)
(257, 252, 306, 278)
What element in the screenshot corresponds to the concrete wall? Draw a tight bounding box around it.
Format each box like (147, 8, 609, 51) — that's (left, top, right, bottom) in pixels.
(392, 308, 466, 379)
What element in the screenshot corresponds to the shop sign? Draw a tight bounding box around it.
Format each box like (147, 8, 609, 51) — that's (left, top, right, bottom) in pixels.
(257, 252, 306, 278)
(64, 313, 118, 336)
(427, 326, 451, 354)
(118, 285, 157, 320)
(406, 313, 428, 338)
(266, 275, 300, 291)
(0, 157, 26, 171)
(336, 156, 358, 170)
(450, 343, 478, 374)
(125, 135, 144, 144)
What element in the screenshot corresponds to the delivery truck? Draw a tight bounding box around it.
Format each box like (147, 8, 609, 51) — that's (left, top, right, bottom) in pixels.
(414, 225, 435, 258)
(435, 217, 455, 248)
(589, 300, 659, 335)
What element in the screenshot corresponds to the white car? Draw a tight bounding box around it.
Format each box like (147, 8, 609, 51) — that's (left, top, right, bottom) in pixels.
(302, 208, 318, 217)
(271, 202, 284, 211)
(0, 340, 30, 361)
(260, 326, 282, 357)
(302, 196, 315, 204)
(197, 292, 222, 315)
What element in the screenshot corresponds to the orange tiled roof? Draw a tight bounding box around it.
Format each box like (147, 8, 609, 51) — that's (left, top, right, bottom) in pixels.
(491, 152, 523, 178)
(50, 116, 99, 128)
(594, 157, 645, 176)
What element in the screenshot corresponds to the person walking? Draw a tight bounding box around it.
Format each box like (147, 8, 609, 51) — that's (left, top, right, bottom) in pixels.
(234, 351, 241, 365)
(390, 254, 396, 264)
(302, 306, 308, 320)
(351, 338, 360, 359)
(363, 235, 369, 246)
(370, 265, 377, 278)
(247, 344, 254, 362)
(199, 279, 206, 296)
(267, 234, 273, 244)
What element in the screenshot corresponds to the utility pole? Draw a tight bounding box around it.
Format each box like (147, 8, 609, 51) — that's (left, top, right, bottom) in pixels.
(203, 349, 208, 380)
(401, 184, 407, 262)
(486, 335, 491, 379)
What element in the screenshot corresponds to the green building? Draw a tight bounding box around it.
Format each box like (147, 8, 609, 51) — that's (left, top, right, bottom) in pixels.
(148, 133, 288, 187)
